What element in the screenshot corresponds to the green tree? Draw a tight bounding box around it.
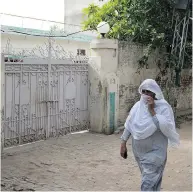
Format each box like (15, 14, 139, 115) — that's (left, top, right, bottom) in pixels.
(82, 0, 192, 70)
(83, 0, 174, 43)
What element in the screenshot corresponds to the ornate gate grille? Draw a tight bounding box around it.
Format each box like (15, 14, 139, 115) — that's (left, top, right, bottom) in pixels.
(1, 54, 89, 148)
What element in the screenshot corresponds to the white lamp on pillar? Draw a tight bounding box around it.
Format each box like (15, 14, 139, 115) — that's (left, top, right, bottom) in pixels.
(97, 21, 110, 38)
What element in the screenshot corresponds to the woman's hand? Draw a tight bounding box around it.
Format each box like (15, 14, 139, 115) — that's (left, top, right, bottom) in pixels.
(120, 142, 127, 159)
(147, 97, 156, 116)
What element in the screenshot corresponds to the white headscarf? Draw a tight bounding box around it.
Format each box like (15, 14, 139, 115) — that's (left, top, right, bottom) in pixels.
(124, 79, 180, 147)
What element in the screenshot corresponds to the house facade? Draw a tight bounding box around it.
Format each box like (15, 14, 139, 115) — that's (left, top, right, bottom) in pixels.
(1, 24, 97, 57)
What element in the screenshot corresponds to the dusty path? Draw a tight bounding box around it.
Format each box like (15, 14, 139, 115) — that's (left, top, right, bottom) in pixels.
(1, 121, 192, 191)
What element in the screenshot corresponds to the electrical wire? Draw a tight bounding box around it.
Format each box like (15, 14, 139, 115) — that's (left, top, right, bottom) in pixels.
(1, 22, 138, 42)
(0, 12, 82, 27)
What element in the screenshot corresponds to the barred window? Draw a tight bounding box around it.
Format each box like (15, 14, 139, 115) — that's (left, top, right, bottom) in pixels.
(77, 49, 86, 56)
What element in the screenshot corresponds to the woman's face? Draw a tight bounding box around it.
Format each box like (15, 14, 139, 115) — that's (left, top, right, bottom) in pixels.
(142, 89, 156, 99)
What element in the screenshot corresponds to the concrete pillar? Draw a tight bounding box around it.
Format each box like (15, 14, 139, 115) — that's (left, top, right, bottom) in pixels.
(88, 39, 119, 134)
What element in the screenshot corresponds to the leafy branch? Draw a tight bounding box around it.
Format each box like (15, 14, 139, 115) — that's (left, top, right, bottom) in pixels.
(82, 0, 192, 82)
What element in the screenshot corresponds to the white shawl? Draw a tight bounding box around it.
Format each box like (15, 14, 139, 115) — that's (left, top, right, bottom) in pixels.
(124, 79, 180, 147)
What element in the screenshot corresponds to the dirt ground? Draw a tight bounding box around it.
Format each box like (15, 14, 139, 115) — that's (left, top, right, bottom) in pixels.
(1, 121, 192, 191)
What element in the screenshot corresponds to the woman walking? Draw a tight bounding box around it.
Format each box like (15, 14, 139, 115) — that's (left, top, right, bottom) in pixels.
(120, 79, 180, 191)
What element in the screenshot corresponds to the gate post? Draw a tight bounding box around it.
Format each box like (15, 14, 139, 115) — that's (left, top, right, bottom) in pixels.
(46, 37, 52, 139)
(89, 39, 119, 134)
(1, 54, 5, 150)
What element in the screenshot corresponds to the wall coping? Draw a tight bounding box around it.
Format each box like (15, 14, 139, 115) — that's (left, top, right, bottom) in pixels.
(90, 39, 118, 49)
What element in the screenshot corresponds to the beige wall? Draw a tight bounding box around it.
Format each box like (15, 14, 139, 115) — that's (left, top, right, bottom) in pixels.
(117, 41, 192, 126)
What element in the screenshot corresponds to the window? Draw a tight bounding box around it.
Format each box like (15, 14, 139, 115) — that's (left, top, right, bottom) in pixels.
(77, 49, 86, 56)
(4, 55, 23, 62)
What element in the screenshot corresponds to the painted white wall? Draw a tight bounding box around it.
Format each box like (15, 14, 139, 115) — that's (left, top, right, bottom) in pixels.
(1, 33, 91, 56)
(65, 0, 108, 15)
(64, 0, 109, 25)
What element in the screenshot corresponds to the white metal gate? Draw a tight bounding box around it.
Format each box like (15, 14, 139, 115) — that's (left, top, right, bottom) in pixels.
(1, 54, 89, 148)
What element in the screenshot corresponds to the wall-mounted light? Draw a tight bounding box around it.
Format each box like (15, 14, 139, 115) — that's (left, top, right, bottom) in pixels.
(97, 21, 110, 38)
